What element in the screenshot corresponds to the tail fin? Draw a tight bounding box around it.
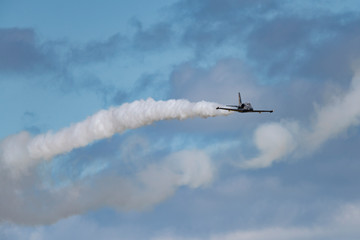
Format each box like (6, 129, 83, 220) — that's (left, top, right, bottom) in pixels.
(238, 92, 242, 105)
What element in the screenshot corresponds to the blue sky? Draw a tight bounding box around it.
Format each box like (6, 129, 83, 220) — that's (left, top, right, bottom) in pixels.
(1, 0, 360, 239)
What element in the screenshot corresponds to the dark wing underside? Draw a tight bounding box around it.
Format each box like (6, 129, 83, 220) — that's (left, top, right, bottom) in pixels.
(216, 107, 273, 113)
(251, 110, 274, 113)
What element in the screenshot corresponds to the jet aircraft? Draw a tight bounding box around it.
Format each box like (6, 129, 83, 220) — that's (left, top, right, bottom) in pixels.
(216, 92, 273, 113)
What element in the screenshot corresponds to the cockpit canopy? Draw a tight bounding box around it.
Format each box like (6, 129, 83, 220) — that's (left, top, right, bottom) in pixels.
(243, 102, 253, 110)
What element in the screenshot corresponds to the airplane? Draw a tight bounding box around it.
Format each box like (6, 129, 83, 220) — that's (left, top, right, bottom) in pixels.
(216, 92, 273, 113)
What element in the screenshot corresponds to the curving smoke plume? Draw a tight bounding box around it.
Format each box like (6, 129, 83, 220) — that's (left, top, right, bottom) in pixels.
(0, 98, 231, 178)
(0, 98, 229, 224)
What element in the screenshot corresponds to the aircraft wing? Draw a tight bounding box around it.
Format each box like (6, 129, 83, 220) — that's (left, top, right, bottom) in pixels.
(252, 110, 274, 113)
(216, 107, 246, 112)
(216, 107, 273, 113)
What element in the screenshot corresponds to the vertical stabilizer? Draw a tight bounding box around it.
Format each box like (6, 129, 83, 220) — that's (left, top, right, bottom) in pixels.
(238, 92, 242, 105)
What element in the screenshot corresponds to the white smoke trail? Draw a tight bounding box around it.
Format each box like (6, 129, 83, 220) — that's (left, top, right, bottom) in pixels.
(0, 98, 230, 177)
(0, 149, 215, 224)
(241, 65, 360, 168)
(0, 98, 227, 224)
(239, 122, 298, 169)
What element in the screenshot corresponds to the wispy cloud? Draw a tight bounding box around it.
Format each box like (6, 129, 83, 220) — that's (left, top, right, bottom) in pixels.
(68, 33, 127, 64)
(0, 28, 56, 74)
